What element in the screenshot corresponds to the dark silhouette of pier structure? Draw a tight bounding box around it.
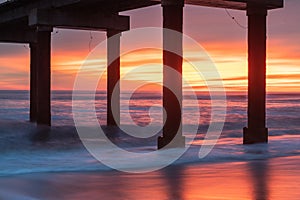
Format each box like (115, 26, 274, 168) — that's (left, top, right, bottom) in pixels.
(0, 0, 284, 148)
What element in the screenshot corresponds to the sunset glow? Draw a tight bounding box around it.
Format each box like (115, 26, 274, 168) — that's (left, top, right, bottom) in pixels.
(0, 2, 299, 93)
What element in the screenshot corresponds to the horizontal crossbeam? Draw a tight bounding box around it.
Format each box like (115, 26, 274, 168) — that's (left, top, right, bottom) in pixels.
(0, 28, 37, 43)
(0, 0, 82, 25)
(154, 0, 283, 10)
(225, 0, 283, 9)
(29, 9, 130, 31)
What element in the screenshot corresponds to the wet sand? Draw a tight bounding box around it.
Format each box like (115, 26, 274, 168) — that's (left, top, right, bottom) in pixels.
(0, 156, 299, 200)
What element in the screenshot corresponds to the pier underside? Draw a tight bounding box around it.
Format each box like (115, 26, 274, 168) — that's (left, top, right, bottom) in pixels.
(0, 0, 284, 148)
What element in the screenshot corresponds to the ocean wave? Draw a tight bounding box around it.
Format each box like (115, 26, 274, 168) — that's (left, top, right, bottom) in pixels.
(0, 120, 299, 176)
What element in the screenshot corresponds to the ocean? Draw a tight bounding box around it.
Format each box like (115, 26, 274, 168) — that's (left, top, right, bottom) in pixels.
(0, 90, 299, 177)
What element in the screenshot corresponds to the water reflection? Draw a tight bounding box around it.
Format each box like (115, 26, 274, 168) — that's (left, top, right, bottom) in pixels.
(0, 157, 299, 200)
(161, 166, 184, 200)
(248, 160, 270, 200)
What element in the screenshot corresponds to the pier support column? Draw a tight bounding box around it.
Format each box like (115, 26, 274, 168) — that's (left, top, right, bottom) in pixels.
(158, 0, 185, 149)
(243, 5, 268, 144)
(107, 29, 121, 126)
(35, 27, 52, 126)
(30, 43, 37, 122)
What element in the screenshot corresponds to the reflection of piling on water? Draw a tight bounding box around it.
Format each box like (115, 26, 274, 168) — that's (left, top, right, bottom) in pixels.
(0, 0, 284, 148)
(248, 160, 270, 200)
(162, 166, 185, 200)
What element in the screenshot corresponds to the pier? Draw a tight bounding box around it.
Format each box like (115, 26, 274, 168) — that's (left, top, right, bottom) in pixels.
(0, 0, 284, 148)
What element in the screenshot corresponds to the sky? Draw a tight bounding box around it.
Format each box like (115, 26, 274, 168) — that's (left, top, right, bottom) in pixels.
(0, 0, 299, 92)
